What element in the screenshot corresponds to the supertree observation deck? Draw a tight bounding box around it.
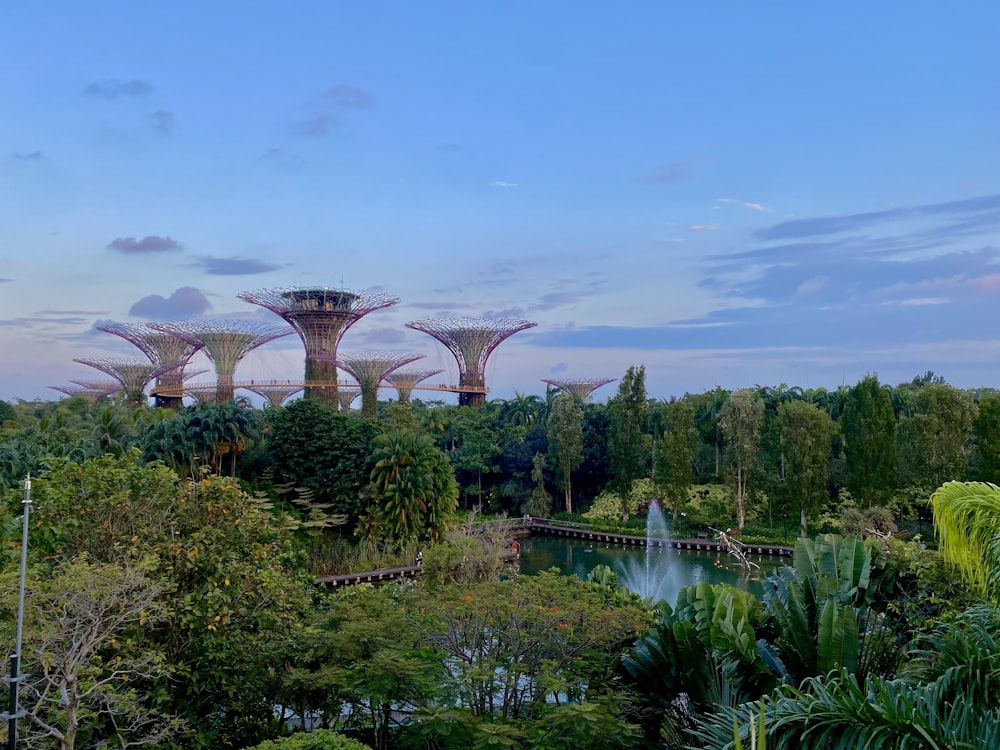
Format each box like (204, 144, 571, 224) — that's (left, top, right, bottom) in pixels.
(384, 368, 444, 406)
(237, 287, 399, 407)
(241, 383, 305, 408)
(406, 317, 537, 407)
(335, 386, 362, 413)
(49, 381, 122, 404)
(541, 377, 617, 402)
(317, 351, 424, 419)
(96, 321, 205, 408)
(151, 320, 292, 402)
(73, 358, 173, 407)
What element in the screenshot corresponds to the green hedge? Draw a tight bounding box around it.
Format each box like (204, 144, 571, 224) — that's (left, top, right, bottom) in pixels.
(249, 729, 373, 750)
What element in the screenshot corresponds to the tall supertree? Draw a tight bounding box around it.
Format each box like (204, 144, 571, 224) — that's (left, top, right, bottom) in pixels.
(406, 317, 537, 407)
(336, 386, 362, 413)
(96, 321, 205, 408)
(236, 287, 399, 407)
(384, 368, 443, 406)
(73, 358, 173, 407)
(541, 377, 617, 402)
(151, 320, 292, 402)
(317, 352, 423, 419)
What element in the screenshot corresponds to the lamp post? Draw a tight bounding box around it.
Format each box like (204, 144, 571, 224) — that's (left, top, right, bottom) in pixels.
(3, 475, 31, 750)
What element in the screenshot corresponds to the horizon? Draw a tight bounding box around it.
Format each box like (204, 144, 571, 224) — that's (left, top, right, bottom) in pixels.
(3, 3, 999, 403)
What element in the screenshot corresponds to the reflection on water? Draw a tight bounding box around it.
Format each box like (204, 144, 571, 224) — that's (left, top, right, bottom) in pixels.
(518, 535, 781, 606)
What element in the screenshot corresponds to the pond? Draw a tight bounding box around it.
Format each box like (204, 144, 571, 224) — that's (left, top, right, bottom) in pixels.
(518, 534, 783, 605)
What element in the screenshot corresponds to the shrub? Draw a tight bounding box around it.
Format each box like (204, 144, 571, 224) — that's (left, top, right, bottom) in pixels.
(249, 729, 373, 750)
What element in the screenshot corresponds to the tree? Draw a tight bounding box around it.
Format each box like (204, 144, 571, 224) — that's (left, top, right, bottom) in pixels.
(360, 429, 459, 544)
(897, 383, 976, 489)
(547, 393, 584, 513)
(268, 399, 382, 521)
(0, 557, 183, 750)
(719, 389, 763, 530)
(974, 393, 1000, 483)
(777, 400, 836, 537)
(609, 366, 647, 521)
(841, 375, 896, 507)
(523, 451, 553, 518)
(653, 400, 698, 519)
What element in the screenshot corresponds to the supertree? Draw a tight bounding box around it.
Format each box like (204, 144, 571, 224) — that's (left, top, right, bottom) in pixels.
(316, 351, 423, 419)
(73, 358, 174, 407)
(406, 317, 537, 406)
(150, 320, 292, 402)
(335, 386, 362, 413)
(236, 287, 399, 407)
(241, 383, 305, 408)
(541, 377, 617, 402)
(49, 382, 121, 404)
(95, 321, 204, 408)
(384, 368, 443, 406)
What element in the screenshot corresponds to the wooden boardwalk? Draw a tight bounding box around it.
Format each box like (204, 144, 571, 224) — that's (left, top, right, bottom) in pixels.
(314, 519, 793, 588)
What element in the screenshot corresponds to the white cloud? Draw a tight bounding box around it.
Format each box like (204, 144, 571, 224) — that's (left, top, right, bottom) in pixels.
(490, 181, 518, 188)
(797, 275, 829, 296)
(687, 224, 719, 231)
(718, 198, 770, 212)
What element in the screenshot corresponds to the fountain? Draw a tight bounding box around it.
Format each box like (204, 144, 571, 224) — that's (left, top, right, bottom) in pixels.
(616, 501, 683, 603)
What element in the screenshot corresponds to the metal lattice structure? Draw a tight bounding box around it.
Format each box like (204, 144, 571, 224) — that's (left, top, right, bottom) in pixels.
(384, 368, 444, 406)
(335, 386, 362, 413)
(49, 381, 122, 404)
(406, 317, 537, 406)
(237, 287, 399, 407)
(73, 358, 172, 407)
(151, 320, 292, 402)
(96, 321, 204, 408)
(241, 383, 305, 408)
(541, 377, 617, 402)
(317, 351, 424, 418)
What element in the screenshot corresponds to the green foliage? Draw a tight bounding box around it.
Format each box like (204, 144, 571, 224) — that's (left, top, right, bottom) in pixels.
(776, 400, 836, 537)
(360, 429, 459, 545)
(931, 480, 1000, 603)
(0, 398, 14, 423)
(583, 477, 656, 523)
(897, 383, 976, 488)
(720, 389, 764, 530)
(608, 366, 647, 521)
(249, 729, 372, 749)
(841, 375, 896, 507)
(621, 582, 776, 743)
(759, 534, 900, 684)
(521, 452, 553, 518)
(975, 393, 1000, 482)
(268, 399, 382, 520)
(547, 393, 583, 513)
(654, 400, 698, 519)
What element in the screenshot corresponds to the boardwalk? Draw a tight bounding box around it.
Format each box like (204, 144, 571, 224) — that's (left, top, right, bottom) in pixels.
(314, 518, 793, 588)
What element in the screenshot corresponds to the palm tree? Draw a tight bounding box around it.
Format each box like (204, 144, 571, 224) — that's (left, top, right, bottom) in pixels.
(932, 481, 1000, 603)
(500, 392, 542, 428)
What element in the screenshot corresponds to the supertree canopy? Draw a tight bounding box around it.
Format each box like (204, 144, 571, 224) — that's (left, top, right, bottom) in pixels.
(73, 358, 172, 407)
(236, 286, 399, 407)
(541, 377, 617, 402)
(151, 320, 292, 402)
(96, 321, 204, 408)
(384, 368, 444, 406)
(406, 317, 537, 406)
(49, 381, 122, 404)
(317, 351, 424, 419)
(241, 383, 304, 408)
(335, 386, 362, 413)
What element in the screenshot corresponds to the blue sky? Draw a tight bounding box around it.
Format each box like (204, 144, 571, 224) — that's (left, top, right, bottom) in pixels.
(2, 2, 999, 403)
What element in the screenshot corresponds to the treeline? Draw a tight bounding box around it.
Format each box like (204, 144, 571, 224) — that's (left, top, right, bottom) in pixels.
(2, 368, 997, 542)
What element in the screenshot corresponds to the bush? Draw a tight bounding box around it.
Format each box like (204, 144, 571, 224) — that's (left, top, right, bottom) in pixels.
(249, 729, 373, 750)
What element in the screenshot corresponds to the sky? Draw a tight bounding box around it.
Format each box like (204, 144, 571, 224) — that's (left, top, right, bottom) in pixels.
(2, 2, 999, 404)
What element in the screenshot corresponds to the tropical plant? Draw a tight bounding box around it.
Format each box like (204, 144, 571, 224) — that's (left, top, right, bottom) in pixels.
(609, 366, 648, 521)
(547, 393, 584, 513)
(360, 429, 459, 544)
(720, 389, 764, 530)
(931, 480, 1000, 603)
